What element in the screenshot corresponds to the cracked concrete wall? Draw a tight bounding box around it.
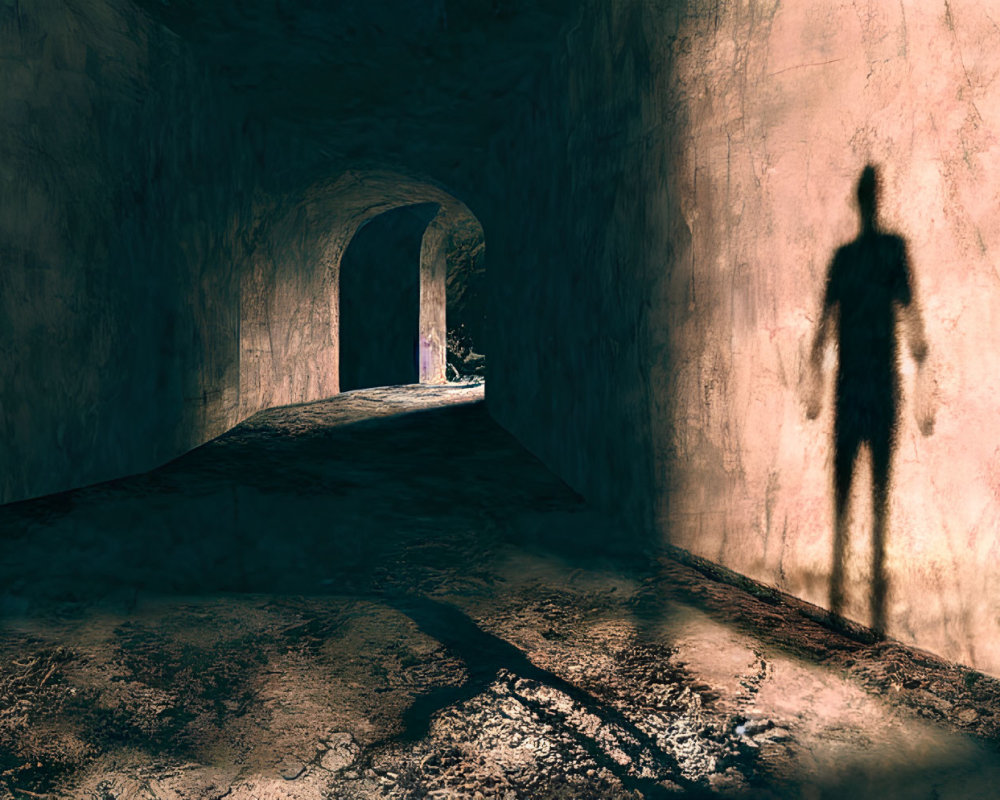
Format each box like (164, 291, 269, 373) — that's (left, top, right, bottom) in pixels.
(0, 0, 256, 504)
(488, 0, 1000, 676)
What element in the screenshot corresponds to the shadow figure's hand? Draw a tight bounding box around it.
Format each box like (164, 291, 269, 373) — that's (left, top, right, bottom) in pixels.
(802, 354, 824, 420)
(806, 391, 822, 421)
(914, 359, 937, 437)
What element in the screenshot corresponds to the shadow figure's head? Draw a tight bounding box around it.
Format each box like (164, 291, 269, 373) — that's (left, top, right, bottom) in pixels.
(857, 164, 879, 232)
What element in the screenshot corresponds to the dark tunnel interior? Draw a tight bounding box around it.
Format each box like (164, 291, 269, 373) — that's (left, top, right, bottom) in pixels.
(0, 1, 998, 798)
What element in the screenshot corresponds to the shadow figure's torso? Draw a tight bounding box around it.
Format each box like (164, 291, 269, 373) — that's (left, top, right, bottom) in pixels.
(826, 231, 912, 443)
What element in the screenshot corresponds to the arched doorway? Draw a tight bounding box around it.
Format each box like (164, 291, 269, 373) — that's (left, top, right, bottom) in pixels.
(335, 187, 486, 393)
(238, 170, 486, 419)
(339, 203, 440, 391)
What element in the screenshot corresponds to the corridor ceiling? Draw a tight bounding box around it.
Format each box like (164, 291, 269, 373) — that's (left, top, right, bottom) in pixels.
(134, 0, 579, 193)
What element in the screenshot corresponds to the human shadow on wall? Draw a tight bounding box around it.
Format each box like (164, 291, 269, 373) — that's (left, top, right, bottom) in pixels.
(806, 164, 934, 636)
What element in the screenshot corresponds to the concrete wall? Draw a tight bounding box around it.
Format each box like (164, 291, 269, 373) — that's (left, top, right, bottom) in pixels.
(487, 0, 1000, 675)
(238, 194, 341, 418)
(484, 1, 680, 545)
(0, 0, 255, 504)
(664, 0, 1000, 674)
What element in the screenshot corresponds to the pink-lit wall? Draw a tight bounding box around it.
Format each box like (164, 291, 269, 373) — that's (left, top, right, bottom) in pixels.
(660, 1, 1000, 673)
(488, 0, 1000, 675)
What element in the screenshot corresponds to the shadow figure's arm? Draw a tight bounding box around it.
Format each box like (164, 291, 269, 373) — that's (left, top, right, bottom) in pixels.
(896, 239, 927, 363)
(810, 305, 835, 367)
(899, 301, 928, 364)
(805, 265, 837, 420)
(897, 242, 934, 435)
(902, 303, 935, 435)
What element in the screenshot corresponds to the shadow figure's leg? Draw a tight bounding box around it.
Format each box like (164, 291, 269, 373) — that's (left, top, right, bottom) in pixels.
(870, 429, 894, 637)
(831, 424, 859, 617)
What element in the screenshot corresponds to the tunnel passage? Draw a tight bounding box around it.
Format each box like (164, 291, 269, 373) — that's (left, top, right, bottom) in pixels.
(239, 171, 487, 417)
(339, 203, 440, 392)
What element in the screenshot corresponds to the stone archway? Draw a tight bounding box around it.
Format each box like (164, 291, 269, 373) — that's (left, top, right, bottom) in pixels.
(323, 171, 485, 393)
(238, 170, 484, 417)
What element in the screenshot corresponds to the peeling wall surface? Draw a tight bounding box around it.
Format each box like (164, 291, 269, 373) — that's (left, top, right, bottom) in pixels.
(489, 0, 1000, 675)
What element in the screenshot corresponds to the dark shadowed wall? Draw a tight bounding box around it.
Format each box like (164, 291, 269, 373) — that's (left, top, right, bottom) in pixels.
(484, 1, 686, 547)
(0, 0, 255, 503)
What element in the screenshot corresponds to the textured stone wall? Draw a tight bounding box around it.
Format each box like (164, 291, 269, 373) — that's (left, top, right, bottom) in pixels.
(488, 0, 1000, 675)
(0, 0, 255, 504)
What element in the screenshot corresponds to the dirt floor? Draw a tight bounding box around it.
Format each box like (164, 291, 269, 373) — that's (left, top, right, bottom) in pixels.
(0, 383, 999, 799)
